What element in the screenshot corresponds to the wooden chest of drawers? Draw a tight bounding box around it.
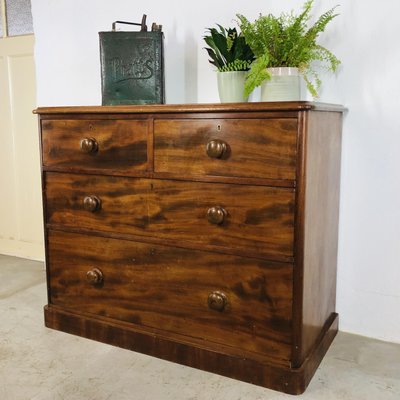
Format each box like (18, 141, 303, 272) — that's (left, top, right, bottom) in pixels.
(36, 102, 344, 394)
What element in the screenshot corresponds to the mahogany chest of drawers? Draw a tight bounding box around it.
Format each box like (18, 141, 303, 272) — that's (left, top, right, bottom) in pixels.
(36, 102, 344, 394)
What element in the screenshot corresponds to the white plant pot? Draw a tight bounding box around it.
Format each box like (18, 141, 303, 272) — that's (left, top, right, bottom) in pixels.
(217, 71, 248, 103)
(261, 67, 301, 102)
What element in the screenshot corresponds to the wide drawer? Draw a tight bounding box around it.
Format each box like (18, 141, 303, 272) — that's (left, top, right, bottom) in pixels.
(154, 118, 298, 180)
(48, 230, 293, 362)
(45, 173, 295, 260)
(41, 119, 148, 173)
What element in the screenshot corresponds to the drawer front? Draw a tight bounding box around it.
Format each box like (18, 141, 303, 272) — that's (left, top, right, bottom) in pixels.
(41, 119, 148, 173)
(154, 118, 298, 180)
(45, 173, 295, 260)
(48, 230, 293, 362)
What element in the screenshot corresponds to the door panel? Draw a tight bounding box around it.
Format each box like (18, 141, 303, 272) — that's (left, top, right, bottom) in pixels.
(0, 35, 43, 260)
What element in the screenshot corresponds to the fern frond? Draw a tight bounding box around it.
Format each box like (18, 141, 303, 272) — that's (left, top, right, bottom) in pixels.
(219, 60, 253, 72)
(305, 6, 339, 42)
(244, 54, 270, 97)
(312, 45, 341, 71)
(303, 69, 321, 98)
(236, 0, 341, 97)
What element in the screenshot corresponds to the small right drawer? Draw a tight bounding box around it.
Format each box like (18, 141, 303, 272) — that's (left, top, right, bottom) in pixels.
(154, 118, 298, 180)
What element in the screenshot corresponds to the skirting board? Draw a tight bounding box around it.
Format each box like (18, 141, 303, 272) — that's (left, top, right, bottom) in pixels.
(0, 238, 44, 261)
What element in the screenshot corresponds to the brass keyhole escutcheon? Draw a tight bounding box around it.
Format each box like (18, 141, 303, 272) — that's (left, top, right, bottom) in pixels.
(208, 291, 228, 312)
(80, 137, 98, 154)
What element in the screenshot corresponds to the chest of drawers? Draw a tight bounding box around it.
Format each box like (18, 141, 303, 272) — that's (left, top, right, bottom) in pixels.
(36, 102, 344, 394)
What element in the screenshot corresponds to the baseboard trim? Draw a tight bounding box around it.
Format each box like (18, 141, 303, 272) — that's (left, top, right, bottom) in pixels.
(0, 238, 44, 261)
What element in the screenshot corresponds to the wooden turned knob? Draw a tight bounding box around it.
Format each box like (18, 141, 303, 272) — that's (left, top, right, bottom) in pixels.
(207, 206, 227, 225)
(80, 137, 98, 154)
(208, 291, 228, 312)
(83, 196, 101, 212)
(206, 139, 227, 159)
(86, 268, 103, 285)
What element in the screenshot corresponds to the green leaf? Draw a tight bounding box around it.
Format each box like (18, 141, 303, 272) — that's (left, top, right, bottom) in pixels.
(203, 24, 255, 71)
(237, 0, 341, 97)
(244, 54, 271, 96)
(204, 47, 221, 69)
(210, 28, 230, 61)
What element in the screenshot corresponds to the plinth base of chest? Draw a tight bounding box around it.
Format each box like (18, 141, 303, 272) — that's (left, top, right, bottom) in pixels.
(44, 305, 338, 395)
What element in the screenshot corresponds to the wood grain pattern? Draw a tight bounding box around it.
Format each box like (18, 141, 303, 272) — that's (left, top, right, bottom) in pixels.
(154, 118, 298, 180)
(41, 167, 296, 188)
(34, 101, 346, 115)
(36, 103, 344, 394)
(41, 119, 148, 172)
(45, 173, 295, 260)
(293, 111, 343, 366)
(44, 306, 338, 395)
(48, 230, 293, 363)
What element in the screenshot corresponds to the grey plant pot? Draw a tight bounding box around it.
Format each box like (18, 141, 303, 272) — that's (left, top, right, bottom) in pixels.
(261, 67, 301, 101)
(217, 71, 248, 103)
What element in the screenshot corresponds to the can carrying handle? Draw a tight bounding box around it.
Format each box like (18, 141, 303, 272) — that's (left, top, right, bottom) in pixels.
(112, 14, 147, 32)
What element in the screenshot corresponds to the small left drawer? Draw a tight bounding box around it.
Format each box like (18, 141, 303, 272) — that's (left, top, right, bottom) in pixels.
(41, 119, 148, 174)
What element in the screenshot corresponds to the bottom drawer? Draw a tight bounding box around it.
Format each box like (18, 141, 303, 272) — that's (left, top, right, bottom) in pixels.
(47, 230, 293, 362)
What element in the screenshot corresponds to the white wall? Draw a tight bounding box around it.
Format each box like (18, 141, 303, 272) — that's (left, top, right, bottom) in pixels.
(31, 0, 400, 344)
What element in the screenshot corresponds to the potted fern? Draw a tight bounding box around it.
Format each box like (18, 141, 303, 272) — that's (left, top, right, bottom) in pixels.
(204, 25, 254, 102)
(237, 0, 341, 101)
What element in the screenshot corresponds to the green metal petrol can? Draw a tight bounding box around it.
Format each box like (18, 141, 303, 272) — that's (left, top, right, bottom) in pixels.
(99, 15, 165, 105)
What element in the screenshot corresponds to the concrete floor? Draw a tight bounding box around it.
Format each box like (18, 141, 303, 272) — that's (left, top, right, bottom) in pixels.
(0, 254, 399, 400)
